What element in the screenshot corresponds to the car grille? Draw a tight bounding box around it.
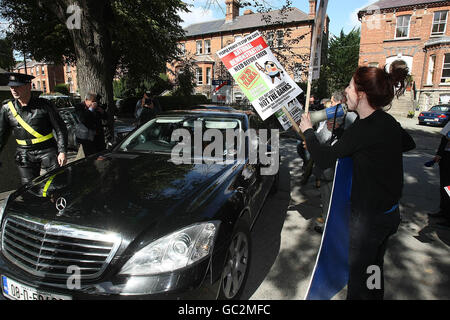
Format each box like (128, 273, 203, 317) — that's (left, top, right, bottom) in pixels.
(1, 215, 121, 280)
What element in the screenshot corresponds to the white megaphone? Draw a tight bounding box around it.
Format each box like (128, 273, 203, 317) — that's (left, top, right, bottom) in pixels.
(308, 104, 348, 126)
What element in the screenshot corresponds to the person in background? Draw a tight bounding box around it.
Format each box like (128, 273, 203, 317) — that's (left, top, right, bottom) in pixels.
(313, 91, 352, 233)
(428, 121, 450, 227)
(300, 64, 416, 300)
(309, 95, 323, 112)
(75, 92, 107, 157)
(136, 91, 161, 127)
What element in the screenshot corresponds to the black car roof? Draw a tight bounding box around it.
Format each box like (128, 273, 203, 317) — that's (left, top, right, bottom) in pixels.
(159, 110, 249, 119)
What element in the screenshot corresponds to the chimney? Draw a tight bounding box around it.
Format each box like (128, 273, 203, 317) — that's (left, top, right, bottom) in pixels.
(225, 0, 240, 22)
(309, 0, 317, 18)
(244, 9, 254, 15)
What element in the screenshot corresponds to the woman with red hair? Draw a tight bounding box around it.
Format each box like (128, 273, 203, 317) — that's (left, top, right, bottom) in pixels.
(300, 64, 416, 300)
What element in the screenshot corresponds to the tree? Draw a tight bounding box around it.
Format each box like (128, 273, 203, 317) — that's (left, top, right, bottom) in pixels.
(326, 28, 360, 94)
(0, 0, 188, 120)
(0, 38, 15, 71)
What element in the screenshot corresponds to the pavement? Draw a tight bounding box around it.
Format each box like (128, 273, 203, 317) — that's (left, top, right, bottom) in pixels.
(245, 116, 450, 300)
(0, 117, 449, 300)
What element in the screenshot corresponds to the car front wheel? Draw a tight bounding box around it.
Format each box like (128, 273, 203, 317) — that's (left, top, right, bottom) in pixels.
(218, 221, 251, 300)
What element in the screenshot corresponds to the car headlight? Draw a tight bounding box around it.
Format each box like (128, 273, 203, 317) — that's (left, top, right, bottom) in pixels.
(119, 221, 220, 276)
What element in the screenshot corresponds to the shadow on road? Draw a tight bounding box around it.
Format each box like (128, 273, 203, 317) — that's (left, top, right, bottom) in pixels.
(248, 122, 450, 300)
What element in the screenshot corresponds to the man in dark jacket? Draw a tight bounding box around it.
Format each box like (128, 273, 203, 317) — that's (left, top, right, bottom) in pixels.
(75, 92, 108, 157)
(0, 73, 68, 185)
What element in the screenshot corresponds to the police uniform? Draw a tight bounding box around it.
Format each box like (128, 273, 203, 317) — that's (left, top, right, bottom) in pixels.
(0, 73, 68, 184)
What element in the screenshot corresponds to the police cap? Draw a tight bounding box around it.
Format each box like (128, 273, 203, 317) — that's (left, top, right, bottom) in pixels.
(4, 72, 35, 87)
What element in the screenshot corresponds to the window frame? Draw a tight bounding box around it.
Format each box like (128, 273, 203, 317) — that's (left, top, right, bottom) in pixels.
(267, 32, 274, 47)
(440, 53, 450, 84)
(431, 10, 448, 36)
(276, 30, 284, 48)
(196, 40, 203, 55)
(204, 40, 211, 54)
(206, 67, 212, 85)
(427, 55, 436, 85)
(196, 67, 203, 85)
(395, 15, 411, 39)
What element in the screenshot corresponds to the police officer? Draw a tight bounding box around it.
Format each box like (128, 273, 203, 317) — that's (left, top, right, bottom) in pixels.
(0, 72, 68, 185)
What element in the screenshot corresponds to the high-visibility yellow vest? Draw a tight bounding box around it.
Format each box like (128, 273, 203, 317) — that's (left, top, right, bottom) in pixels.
(8, 101, 54, 146)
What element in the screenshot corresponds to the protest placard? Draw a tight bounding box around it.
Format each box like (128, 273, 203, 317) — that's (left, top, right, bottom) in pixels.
(217, 31, 303, 121)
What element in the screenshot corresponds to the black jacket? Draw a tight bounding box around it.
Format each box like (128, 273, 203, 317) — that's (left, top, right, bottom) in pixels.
(304, 110, 416, 214)
(0, 98, 68, 154)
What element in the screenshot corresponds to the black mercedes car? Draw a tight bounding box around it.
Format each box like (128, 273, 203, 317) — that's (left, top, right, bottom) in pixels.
(0, 110, 278, 300)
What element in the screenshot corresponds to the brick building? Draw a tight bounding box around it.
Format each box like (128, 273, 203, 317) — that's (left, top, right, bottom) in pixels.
(13, 61, 65, 94)
(358, 0, 450, 112)
(63, 63, 79, 94)
(169, 0, 328, 103)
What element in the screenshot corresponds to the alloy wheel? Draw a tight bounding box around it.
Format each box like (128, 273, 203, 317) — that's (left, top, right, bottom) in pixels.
(221, 232, 249, 299)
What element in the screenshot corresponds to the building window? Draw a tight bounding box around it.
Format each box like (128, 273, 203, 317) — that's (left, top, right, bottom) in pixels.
(432, 11, 448, 36)
(205, 40, 211, 54)
(178, 43, 185, 56)
(67, 64, 71, 72)
(206, 67, 212, 85)
(196, 41, 203, 55)
(32, 83, 36, 90)
(37, 81, 41, 90)
(294, 63, 302, 82)
(196, 67, 203, 85)
(276, 30, 284, 48)
(441, 53, 450, 84)
(41, 66, 45, 75)
(267, 32, 274, 47)
(395, 15, 411, 39)
(35, 67, 39, 76)
(427, 55, 436, 85)
(42, 81, 47, 92)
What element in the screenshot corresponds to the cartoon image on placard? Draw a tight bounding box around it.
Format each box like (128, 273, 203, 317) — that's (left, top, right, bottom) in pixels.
(256, 61, 285, 84)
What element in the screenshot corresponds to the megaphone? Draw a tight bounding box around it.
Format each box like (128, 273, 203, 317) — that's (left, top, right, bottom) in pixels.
(309, 104, 348, 126)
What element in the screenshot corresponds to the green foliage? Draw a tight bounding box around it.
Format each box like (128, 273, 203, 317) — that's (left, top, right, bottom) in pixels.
(0, 0, 188, 88)
(172, 62, 196, 98)
(326, 28, 361, 94)
(0, 38, 15, 71)
(53, 83, 70, 96)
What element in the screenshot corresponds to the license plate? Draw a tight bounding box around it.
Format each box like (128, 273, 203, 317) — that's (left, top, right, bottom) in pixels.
(2, 276, 72, 300)
(424, 119, 438, 122)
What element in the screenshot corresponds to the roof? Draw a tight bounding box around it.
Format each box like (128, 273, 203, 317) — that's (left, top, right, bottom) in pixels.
(425, 35, 450, 47)
(14, 60, 52, 70)
(183, 7, 313, 38)
(359, 0, 448, 16)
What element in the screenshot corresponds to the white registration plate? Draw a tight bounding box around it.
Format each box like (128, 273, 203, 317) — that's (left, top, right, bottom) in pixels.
(2, 276, 72, 300)
(425, 119, 438, 122)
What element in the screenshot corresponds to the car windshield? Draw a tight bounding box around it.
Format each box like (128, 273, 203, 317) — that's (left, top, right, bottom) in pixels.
(117, 115, 242, 156)
(431, 105, 450, 112)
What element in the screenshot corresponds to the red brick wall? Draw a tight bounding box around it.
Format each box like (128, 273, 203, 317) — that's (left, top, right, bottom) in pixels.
(359, 5, 450, 91)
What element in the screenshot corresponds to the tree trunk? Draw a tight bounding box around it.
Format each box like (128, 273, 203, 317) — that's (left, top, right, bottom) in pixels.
(43, 0, 115, 141)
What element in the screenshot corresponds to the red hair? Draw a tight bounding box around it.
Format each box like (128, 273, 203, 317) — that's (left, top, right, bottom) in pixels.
(353, 63, 408, 110)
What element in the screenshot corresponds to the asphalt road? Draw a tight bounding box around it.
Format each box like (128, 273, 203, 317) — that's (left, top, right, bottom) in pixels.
(246, 117, 450, 300)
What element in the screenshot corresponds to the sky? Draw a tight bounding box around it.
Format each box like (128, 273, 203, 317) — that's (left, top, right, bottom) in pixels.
(179, 0, 377, 37)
